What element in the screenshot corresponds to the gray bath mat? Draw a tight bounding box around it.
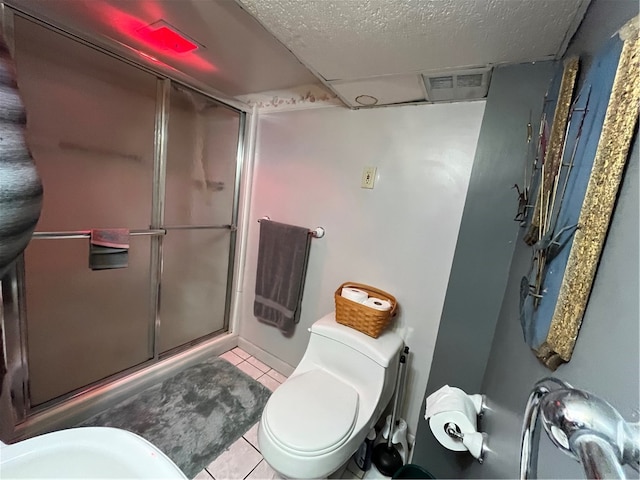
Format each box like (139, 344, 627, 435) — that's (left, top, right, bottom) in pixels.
(80, 356, 271, 478)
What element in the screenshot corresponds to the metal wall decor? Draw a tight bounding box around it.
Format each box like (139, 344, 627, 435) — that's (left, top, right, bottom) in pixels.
(520, 17, 640, 370)
(523, 56, 579, 245)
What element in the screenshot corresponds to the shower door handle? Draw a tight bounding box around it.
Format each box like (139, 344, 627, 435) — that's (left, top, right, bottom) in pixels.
(162, 224, 237, 231)
(32, 229, 167, 240)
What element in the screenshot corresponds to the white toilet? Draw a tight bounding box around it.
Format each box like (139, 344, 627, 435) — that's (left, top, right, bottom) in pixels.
(258, 312, 404, 479)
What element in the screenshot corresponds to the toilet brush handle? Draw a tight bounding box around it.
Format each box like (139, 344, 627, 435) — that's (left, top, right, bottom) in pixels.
(388, 354, 407, 448)
(395, 349, 410, 425)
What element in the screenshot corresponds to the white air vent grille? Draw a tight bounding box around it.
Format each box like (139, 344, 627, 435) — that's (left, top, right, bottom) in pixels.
(423, 68, 492, 102)
(429, 76, 454, 89)
(457, 74, 483, 88)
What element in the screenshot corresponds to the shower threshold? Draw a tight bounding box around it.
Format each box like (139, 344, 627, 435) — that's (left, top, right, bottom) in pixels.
(9, 332, 238, 443)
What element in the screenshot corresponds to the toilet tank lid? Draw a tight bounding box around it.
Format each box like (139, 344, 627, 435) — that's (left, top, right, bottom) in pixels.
(310, 313, 403, 367)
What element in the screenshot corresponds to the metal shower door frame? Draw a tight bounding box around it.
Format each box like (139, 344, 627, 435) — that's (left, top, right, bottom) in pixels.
(0, 4, 247, 426)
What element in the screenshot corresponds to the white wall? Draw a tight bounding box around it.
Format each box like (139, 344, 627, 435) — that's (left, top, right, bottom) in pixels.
(237, 102, 485, 434)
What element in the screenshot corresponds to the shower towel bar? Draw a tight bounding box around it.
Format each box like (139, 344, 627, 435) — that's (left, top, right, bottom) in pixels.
(163, 224, 236, 231)
(32, 229, 166, 240)
(32, 224, 236, 240)
(258, 217, 325, 238)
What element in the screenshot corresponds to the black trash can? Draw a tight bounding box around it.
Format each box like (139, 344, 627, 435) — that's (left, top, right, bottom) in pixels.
(392, 463, 435, 479)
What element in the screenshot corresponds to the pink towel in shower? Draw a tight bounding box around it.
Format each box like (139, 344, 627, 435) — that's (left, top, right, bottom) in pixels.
(89, 229, 130, 270)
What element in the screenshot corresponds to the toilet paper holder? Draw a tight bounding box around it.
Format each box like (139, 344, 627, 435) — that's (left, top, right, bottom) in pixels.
(425, 387, 487, 464)
(445, 422, 464, 439)
(443, 422, 488, 464)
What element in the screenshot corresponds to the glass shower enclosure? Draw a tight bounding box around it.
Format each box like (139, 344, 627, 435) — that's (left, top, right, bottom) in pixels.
(1, 13, 245, 418)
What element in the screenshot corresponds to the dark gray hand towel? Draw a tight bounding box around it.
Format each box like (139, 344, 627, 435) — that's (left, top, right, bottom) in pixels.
(254, 220, 312, 334)
(89, 229, 129, 270)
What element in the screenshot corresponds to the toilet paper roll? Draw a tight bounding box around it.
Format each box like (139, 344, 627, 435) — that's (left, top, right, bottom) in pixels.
(425, 385, 479, 452)
(425, 386, 481, 418)
(363, 297, 392, 311)
(428, 412, 477, 451)
(341, 287, 368, 303)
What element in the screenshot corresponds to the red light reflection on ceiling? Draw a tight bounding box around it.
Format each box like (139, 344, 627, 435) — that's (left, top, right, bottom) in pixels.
(91, 3, 216, 72)
(138, 24, 198, 54)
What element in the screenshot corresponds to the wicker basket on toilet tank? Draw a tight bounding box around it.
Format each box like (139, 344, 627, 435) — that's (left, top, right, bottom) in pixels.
(334, 282, 397, 338)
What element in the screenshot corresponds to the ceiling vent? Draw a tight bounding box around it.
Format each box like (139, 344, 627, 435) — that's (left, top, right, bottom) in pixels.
(422, 67, 492, 102)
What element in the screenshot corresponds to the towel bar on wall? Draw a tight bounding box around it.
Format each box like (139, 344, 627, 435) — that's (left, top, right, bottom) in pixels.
(258, 216, 325, 238)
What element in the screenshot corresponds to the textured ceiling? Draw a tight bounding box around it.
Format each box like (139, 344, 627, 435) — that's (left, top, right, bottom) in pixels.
(238, 0, 589, 81)
(235, 0, 590, 107)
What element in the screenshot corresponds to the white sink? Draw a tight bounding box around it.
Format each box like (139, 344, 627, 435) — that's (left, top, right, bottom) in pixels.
(0, 427, 187, 479)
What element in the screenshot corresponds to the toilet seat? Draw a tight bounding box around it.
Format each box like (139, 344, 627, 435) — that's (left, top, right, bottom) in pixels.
(263, 370, 359, 455)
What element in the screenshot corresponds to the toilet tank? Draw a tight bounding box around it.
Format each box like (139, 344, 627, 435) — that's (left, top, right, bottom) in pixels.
(299, 313, 403, 410)
(309, 313, 403, 368)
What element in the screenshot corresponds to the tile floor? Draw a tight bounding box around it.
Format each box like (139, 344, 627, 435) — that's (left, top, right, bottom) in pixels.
(193, 347, 285, 480)
(195, 347, 389, 480)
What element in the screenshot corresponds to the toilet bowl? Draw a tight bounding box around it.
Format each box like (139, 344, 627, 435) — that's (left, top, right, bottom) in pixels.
(258, 312, 403, 479)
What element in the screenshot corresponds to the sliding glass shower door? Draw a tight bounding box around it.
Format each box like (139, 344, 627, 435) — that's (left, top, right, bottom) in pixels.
(5, 15, 244, 410)
(15, 17, 158, 406)
(159, 86, 241, 353)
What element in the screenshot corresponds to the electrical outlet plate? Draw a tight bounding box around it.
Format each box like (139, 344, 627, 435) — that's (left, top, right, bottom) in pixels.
(361, 166, 377, 189)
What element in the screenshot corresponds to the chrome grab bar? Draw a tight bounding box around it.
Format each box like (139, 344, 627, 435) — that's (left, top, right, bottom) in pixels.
(520, 377, 640, 479)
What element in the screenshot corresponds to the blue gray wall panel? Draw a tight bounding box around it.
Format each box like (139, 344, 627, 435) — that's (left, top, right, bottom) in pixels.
(412, 61, 554, 478)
